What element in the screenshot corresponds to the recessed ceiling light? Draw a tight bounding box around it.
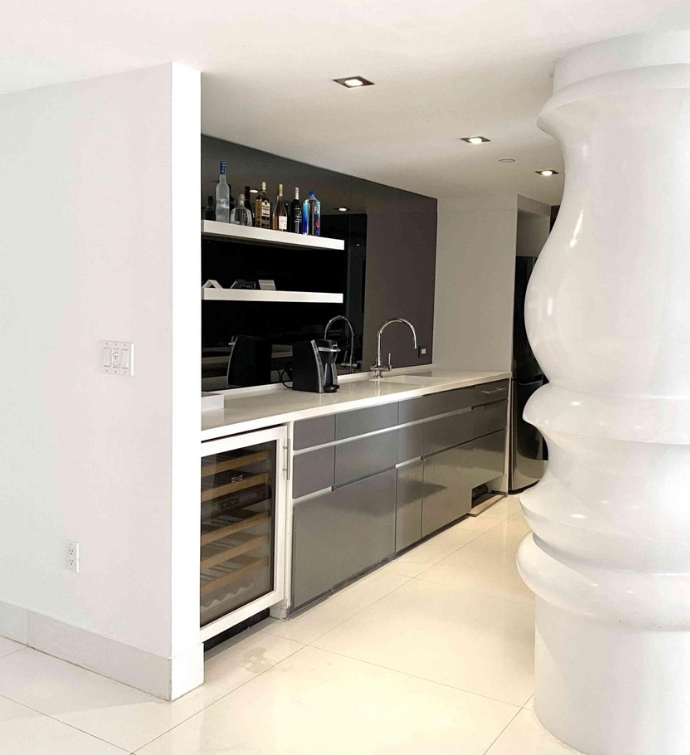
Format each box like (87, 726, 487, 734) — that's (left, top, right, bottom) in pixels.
(333, 76, 374, 89)
(461, 136, 491, 144)
(336, 207, 349, 212)
(499, 158, 515, 163)
(536, 169, 559, 176)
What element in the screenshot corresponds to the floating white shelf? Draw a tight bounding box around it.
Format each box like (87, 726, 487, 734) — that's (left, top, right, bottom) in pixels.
(202, 220, 345, 251)
(202, 289, 344, 304)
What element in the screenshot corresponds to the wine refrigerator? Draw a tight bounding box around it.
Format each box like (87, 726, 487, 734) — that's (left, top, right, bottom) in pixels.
(199, 426, 288, 641)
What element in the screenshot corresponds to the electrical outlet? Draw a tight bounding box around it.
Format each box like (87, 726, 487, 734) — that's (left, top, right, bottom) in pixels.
(67, 540, 80, 573)
(420, 347, 428, 356)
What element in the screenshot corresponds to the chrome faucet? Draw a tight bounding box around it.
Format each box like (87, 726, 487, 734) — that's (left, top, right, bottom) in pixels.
(372, 318, 419, 379)
(324, 315, 358, 372)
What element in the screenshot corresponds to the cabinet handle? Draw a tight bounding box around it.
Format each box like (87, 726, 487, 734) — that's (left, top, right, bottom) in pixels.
(283, 440, 291, 480)
(481, 387, 506, 395)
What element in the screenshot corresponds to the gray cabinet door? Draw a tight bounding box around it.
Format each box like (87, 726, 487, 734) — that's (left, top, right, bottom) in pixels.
(399, 387, 474, 424)
(334, 430, 398, 487)
(397, 423, 424, 463)
(473, 380, 509, 407)
(396, 461, 424, 552)
(422, 444, 473, 537)
(293, 415, 336, 450)
(471, 429, 507, 488)
(423, 410, 475, 456)
(292, 490, 337, 608)
(333, 468, 397, 585)
(473, 400, 508, 438)
(335, 403, 398, 440)
(292, 446, 335, 499)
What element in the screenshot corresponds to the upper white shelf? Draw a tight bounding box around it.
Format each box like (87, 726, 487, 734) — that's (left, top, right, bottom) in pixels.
(202, 220, 345, 251)
(202, 289, 344, 304)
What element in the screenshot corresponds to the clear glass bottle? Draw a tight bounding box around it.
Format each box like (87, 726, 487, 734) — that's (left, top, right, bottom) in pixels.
(272, 184, 288, 232)
(254, 181, 271, 229)
(303, 190, 321, 236)
(290, 187, 302, 234)
(230, 194, 253, 226)
(215, 162, 231, 222)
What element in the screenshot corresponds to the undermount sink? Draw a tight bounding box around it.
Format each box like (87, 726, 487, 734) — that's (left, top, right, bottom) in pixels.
(371, 374, 449, 385)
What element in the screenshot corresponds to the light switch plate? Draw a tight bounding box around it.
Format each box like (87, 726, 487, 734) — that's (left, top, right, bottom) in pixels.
(102, 341, 134, 376)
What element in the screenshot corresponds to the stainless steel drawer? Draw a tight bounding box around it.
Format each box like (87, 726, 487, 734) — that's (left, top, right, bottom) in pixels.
(399, 387, 474, 423)
(397, 423, 424, 463)
(472, 429, 507, 487)
(292, 446, 335, 499)
(335, 403, 399, 441)
(293, 415, 336, 450)
(473, 400, 508, 438)
(423, 410, 475, 456)
(334, 430, 398, 487)
(473, 380, 509, 407)
(396, 461, 424, 552)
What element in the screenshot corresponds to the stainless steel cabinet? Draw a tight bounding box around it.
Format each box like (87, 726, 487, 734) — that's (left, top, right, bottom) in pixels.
(421, 444, 473, 537)
(471, 429, 507, 488)
(396, 461, 424, 551)
(334, 430, 397, 487)
(292, 468, 396, 610)
(292, 446, 335, 499)
(333, 469, 396, 584)
(292, 488, 338, 608)
(423, 410, 475, 456)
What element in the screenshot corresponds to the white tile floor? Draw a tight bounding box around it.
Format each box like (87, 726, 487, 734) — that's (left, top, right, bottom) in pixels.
(0, 495, 578, 754)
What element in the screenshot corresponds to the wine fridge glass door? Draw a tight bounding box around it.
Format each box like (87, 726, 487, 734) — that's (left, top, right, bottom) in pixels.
(199, 425, 287, 641)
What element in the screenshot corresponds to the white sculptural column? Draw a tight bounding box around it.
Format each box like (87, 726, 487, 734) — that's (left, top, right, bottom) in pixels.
(518, 32, 690, 755)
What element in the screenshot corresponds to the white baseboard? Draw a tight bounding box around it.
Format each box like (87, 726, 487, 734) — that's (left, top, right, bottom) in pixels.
(0, 601, 28, 644)
(0, 599, 203, 700)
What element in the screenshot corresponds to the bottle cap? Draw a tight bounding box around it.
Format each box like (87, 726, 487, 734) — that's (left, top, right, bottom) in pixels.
(309, 190, 315, 196)
(238, 193, 245, 203)
(278, 183, 283, 194)
(261, 181, 267, 190)
(220, 161, 226, 174)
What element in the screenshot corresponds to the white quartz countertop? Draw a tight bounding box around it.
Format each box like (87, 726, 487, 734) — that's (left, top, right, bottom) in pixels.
(201, 368, 511, 442)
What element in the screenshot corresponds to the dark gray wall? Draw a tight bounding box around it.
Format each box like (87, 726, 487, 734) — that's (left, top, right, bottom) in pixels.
(352, 178, 437, 367)
(201, 136, 437, 373)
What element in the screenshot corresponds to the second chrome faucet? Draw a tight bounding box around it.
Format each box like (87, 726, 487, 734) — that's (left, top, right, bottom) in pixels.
(372, 318, 419, 379)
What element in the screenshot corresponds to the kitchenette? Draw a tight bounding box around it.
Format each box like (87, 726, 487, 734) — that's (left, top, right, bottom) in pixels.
(192, 127, 553, 651)
(200, 368, 510, 643)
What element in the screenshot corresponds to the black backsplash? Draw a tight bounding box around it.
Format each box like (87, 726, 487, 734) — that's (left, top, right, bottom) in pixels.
(201, 136, 437, 390)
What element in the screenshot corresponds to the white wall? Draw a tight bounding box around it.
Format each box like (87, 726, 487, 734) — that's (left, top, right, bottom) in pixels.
(0, 64, 201, 697)
(433, 196, 518, 372)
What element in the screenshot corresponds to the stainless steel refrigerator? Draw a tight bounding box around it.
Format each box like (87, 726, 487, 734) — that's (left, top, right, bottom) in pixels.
(510, 256, 547, 491)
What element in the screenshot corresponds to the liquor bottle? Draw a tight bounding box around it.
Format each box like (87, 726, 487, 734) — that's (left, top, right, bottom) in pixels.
(272, 184, 288, 232)
(290, 187, 303, 234)
(203, 196, 215, 221)
(216, 162, 231, 222)
(303, 190, 321, 236)
(244, 185, 253, 210)
(254, 181, 271, 229)
(230, 194, 253, 226)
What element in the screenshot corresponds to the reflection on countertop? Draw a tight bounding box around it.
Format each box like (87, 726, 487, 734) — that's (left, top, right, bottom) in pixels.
(201, 367, 511, 441)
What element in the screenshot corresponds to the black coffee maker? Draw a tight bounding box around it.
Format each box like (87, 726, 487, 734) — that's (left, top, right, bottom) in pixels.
(292, 339, 340, 393)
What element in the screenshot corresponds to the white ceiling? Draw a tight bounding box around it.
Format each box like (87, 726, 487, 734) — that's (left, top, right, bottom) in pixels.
(3, 2, 690, 204)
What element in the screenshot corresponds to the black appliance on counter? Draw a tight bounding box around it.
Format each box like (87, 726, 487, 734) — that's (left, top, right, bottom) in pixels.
(510, 257, 547, 491)
(292, 339, 340, 393)
(227, 335, 272, 387)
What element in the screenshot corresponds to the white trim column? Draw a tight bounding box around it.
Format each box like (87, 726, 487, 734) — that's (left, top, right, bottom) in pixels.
(518, 32, 690, 754)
